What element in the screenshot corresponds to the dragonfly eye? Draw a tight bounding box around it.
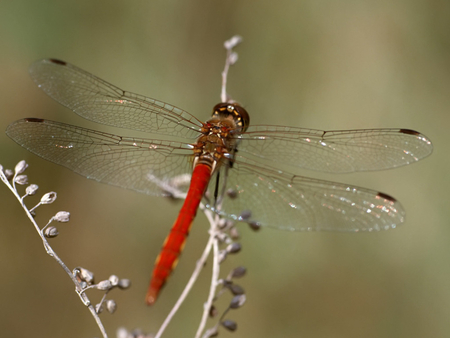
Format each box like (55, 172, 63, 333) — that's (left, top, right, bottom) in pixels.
(212, 102, 250, 132)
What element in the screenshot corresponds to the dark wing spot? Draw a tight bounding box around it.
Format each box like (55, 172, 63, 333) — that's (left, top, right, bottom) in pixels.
(377, 192, 397, 202)
(399, 129, 420, 136)
(49, 59, 67, 65)
(24, 118, 45, 123)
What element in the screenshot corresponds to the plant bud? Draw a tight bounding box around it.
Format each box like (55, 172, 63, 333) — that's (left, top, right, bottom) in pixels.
(44, 226, 59, 238)
(54, 211, 70, 222)
(25, 184, 39, 196)
(14, 160, 28, 174)
(14, 175, 28, 185)
(41, 192, 57, 204)
(96, 280, 112, 291)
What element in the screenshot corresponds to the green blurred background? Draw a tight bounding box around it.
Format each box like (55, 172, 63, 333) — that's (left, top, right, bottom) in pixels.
(0, 1, 448, 337)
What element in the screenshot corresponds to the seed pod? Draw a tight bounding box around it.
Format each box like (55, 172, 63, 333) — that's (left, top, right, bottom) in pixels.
(226, 188, 238, 199)
(239, 210, 251, 221)
(96, 280, 112, 291)
(118, 279, 131, 289)
(231, 266, 247, 278)
(41, 192, 57, 204)
(54, 211, 70, 222)
(108, 275, 119, 286)
(14, 175, 28, 185)
(106, 299, 117, 313)
(77, 267, 95, 284)
(26, 184, 39, 196)
(44, 226, 58, 238)
(226, 242, 241, 254)
(230, 294, 246, 309)
(4, 169, 14, 180)
(228, 284, 245, 296)
(221, 319, 237, 331)
(248, 221, 261, 231)
(14, 160, 28, 174)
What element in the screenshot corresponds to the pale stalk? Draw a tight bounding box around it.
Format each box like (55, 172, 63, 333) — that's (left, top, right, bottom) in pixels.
(0, 166, 108, 338)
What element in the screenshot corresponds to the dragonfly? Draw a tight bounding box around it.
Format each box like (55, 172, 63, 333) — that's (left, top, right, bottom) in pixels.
(6, 59, 433, 305)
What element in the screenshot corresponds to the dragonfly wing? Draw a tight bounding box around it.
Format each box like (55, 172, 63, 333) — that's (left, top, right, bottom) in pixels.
(239, 126, 433, 173)
(29, 59, 203, 139)
(6, 118, 193, 197)
(207, 156, 405, 232)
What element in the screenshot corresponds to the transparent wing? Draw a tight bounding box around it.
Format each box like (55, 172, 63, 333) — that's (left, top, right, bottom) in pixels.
(6, 118, 194, 197)
(239, 126, 433, 173)
(206, 156, 405, 232)
(29, 59, 204, 139)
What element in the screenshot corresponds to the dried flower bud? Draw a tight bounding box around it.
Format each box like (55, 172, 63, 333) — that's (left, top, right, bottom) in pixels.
(54, 211, 70, 222)
(226, 243, 241, 254)
(109, 275, 119, 286)
(229, 52, 239, 65)
(41, 192, 57, 204)
(221, 319, 237, 331)
(231, 266, 247, 278)
(95, 303, 103, 313)
(228, 284, 245, 296)
(230, 227, 240, 240)
(203, 327, 219, 338)
(217, 218, 228, 229)
(230, 294, 246, 309)
(118, 279, 131, 289)
(44, 226, 59, 238)
(116, 327, 128, 338)
(15, 160, 28, 174)
(224, 35, 242, 50)
(25, 184, 39, 196)
(14, 174, 28, 185)
(96, 280, 112, 291)
(106, 299, 117, 313)
(248, 221, 261, 231)
(226, 188, 238, 199)
(4, 169, 14, 180)
(77, 267, 95, 284)
(239, 210, 251, 221)
(209, 305, 218, 318)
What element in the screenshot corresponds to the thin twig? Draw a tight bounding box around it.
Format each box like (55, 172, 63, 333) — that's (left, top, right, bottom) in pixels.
(0, 164, 108, 338)
(194, 213, 222, 338)
(221, 35, 242, 103)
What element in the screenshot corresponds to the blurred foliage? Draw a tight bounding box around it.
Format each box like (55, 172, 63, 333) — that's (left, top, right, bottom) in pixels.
(0, 1, 449, 337)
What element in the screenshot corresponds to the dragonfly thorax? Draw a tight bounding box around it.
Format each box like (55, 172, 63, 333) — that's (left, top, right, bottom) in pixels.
(193, 103, 249, 172)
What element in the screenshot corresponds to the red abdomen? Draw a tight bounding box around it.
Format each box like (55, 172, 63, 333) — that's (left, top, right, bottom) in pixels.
(146, 163, 212, 305)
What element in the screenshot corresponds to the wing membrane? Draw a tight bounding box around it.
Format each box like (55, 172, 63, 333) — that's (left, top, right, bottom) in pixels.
(29, 59, 203, 139)
(239, 126, 433, 173)
(207, 156, 405, 231)
(6, 118, 194, 196)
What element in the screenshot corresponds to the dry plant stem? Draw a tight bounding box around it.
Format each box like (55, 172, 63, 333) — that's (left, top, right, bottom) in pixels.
(0, 169, 108, 338)
(154, 207, 218, 338)
(195, 213, 222, 338)
(221, 35, 242, 103)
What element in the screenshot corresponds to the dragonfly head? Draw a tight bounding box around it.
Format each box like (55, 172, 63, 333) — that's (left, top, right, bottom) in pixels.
(211, 103, 250, 132)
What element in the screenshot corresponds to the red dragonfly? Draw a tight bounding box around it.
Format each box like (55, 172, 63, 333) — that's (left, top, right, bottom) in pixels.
(6, 59, 433, 305)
